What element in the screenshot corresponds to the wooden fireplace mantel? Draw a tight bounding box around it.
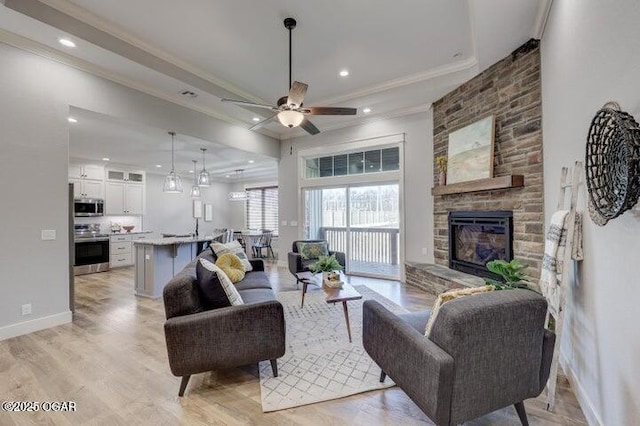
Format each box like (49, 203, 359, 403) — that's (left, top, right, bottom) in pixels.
(431, 175, 524, 196)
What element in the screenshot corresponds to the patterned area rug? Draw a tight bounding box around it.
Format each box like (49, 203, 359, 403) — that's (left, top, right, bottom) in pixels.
(259, 285, 408, 412)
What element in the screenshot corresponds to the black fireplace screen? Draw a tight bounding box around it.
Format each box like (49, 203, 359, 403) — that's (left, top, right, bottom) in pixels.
(448, 211, 513, 279)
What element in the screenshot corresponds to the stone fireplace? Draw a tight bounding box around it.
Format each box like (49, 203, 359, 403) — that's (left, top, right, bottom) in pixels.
(448, 211, 513, 279)
(406, 40, 544, 296)
(431, 40, 544, 282)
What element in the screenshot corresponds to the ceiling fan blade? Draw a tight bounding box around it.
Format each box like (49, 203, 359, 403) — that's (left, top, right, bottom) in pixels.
(221, 99, 276, 110)
(306, 106, 357, 116)
(300, 118, 320, 135)
(249, 113, 278, 131)
(287, 81, 308, 107)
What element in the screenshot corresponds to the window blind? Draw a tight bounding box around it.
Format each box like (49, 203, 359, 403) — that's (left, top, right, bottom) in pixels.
(246, 186, 278, 235)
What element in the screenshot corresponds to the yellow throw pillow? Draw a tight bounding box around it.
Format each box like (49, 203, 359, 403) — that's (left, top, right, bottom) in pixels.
(215, 253, 246, 284)
(424, 285, 494, 337)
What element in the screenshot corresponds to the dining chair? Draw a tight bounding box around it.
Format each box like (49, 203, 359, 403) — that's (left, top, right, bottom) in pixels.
(252, 230, 274, 258)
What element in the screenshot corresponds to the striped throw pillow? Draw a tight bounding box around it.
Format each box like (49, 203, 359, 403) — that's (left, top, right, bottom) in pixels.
(199, 258, 244, 306)
(211, 240, 253, 271)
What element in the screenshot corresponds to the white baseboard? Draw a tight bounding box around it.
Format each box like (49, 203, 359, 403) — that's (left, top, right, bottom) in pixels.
(560, 354, 604, 426)
(0, 311, 72, 341)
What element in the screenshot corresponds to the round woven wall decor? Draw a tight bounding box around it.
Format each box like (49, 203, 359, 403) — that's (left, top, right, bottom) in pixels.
(585, 102, 640, 225)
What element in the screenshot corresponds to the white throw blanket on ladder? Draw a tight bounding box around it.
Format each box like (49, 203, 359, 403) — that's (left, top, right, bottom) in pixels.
(539, 210, 583, 316)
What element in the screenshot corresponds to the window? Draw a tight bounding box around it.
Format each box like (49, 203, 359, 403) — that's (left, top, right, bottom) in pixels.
(305, 146, 400, 178)
(246, 186, 278, 235)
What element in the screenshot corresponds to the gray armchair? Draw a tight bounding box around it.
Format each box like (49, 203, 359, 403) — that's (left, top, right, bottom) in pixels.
(288, 240, 346, 284)
(363, 289, 554, 426)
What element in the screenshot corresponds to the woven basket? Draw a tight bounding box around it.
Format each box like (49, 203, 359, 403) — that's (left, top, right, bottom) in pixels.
(585, 102, 640, 225)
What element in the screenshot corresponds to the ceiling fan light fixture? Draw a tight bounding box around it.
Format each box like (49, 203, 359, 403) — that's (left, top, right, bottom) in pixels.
(220, 17, 356, 135)
(277, 110, 304, 128)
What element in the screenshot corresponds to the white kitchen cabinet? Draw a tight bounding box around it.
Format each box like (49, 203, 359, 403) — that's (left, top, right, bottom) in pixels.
(83, 165, 105, 180)
(105, 182, 144, 215)
(127, 171, 144, 183)
(83, 180, 103, 199)
(69, 164, 104, 180)
(70, 178, 82, 198)
(68, 164, 84, 180)
(125, 184, 144, 215)
(105, 182, 125, 215)
(71, 178, 104, 199)
(69, 163, 104, 198)
(110, 233, 147, 267)
(107, 168, 145, 184)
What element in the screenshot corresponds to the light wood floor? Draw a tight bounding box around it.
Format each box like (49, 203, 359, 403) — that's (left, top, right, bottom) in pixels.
(0, 264, 587, 425)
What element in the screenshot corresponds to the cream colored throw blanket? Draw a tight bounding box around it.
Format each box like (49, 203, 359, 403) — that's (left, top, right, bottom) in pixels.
(539, 210, 583, 316)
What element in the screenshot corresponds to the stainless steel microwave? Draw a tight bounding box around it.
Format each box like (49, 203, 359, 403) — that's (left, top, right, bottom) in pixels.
(74, 198, 104, 217)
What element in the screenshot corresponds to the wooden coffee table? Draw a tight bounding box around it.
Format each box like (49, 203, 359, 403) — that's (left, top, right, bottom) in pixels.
(297, 271, 362, 342)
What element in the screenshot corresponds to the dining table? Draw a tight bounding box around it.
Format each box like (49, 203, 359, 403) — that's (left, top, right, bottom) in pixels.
(234, 230, 263, 258)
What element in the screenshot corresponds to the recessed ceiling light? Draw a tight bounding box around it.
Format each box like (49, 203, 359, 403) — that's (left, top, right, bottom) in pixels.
(225, 175, 230, 178)
(155, 164, 162, 168)
(67, 117, 77, 123)
(59, 38, 76, 48)
(339, 70, 349, 77)
(363, 107, 372, 114)
(102, 157, 110, 161)
(248, 160, 255, 164)
(189, 170, 194, 173)
(252, 117, 261, 122)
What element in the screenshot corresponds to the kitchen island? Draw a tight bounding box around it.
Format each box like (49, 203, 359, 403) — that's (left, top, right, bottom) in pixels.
(133, 235, 221, 298)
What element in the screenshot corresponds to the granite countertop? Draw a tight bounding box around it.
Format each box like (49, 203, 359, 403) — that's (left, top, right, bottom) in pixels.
(109, 231, 154, 236)
(134, 234, 221, 246)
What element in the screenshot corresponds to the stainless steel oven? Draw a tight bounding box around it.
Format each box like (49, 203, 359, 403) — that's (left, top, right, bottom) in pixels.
(74, 234, 110, 275)
(74, 198, 104, 217)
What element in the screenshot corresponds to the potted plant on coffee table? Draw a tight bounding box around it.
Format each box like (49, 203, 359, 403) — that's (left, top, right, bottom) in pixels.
(310, 255, 343, 288)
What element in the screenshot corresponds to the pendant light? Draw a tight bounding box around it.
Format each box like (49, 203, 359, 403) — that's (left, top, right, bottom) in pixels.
(198, 148, 210, 187)
(227, 169, 249, 201)
(163, 131, 183, 193)
(190, 160, 201, 198)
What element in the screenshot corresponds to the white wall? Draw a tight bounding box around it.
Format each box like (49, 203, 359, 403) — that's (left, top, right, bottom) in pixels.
(0, 42, 278, 339)
(144, 173, 232, 235)
(226, 182, 250, 231)
(541, 1, 640, 424)
(278, 111, 434, 269)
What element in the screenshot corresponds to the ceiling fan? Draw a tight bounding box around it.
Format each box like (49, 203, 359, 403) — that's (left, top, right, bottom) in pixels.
(221, 17, 357, 135)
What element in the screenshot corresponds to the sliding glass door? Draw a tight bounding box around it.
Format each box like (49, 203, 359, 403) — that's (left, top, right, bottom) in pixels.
(347, 184, 400, 277)
(303, 183, 400, 279)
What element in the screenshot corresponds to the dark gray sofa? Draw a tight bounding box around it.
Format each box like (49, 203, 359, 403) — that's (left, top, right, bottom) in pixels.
(162, 250, 285, 396)
(363, 289, 555, 426)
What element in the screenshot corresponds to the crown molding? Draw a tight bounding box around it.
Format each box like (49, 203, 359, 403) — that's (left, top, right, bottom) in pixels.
(313, 57, 478, 107)
(21, 0, 269, 105)
(0, 28, 279, 140)
(531, 0, 553, 39)
(279, 104, 432, 141)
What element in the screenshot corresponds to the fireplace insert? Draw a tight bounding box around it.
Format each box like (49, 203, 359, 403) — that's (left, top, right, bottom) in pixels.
(448, 211, 513, 279)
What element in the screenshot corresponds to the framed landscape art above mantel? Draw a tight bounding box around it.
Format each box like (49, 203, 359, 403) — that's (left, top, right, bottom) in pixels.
(446, 115, 495, 185)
